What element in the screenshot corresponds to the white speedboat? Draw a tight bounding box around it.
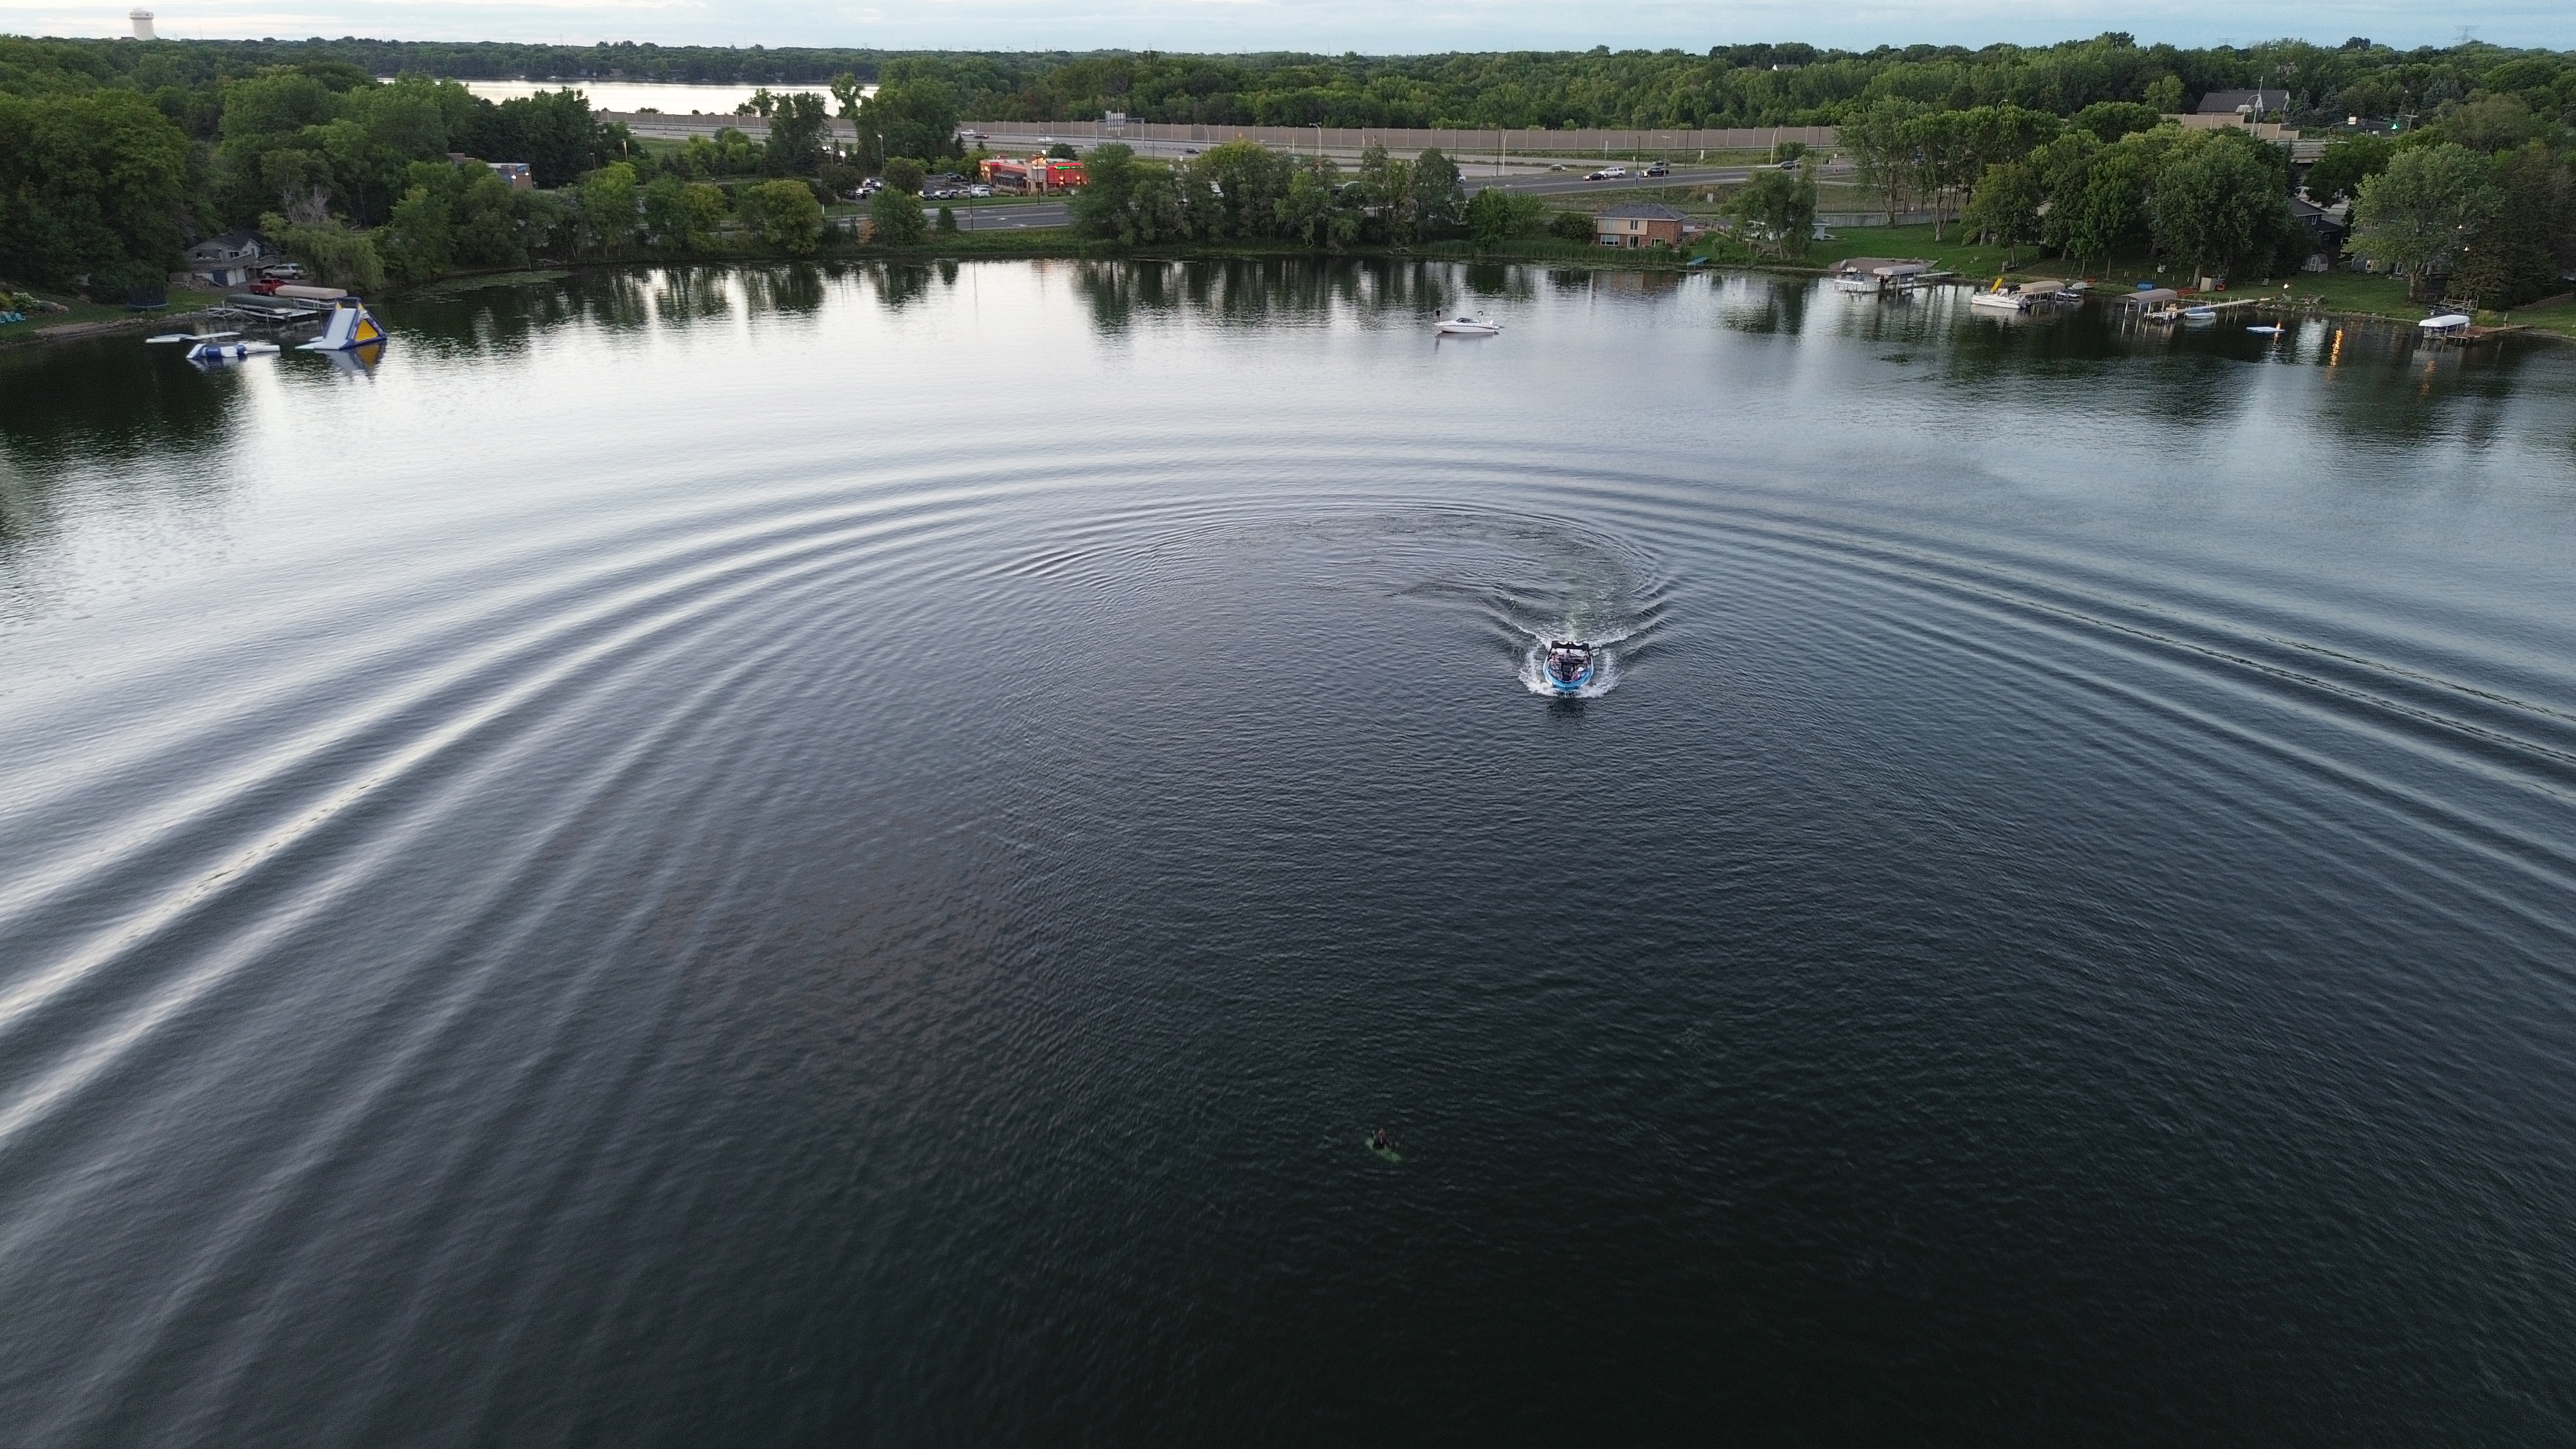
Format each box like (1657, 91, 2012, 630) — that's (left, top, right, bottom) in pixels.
(1967, 289, 2029, 313)
(1435, 315, 1502, 335)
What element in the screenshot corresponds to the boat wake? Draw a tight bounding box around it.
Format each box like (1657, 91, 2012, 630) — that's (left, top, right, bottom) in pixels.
(1518, 633, 1626, 699)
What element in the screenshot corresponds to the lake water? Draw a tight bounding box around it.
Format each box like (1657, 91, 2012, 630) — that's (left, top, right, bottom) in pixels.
(4, 262, 2575, 1443)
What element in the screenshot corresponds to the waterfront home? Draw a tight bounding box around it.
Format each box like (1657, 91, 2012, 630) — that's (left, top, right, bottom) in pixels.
(184, 231, 268, 289)
(1595, 202, 1687, 249)
(2196, 88, 2289, 121)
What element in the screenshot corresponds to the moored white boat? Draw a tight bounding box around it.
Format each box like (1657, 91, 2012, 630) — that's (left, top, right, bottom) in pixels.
(1435, 315, 1502, 335)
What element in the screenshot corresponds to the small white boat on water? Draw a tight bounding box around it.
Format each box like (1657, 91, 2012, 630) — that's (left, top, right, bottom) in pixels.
(1967, 288, 2030, 313)
(1435, 315, 1502, 335)
(2181, 305, 2219, 324)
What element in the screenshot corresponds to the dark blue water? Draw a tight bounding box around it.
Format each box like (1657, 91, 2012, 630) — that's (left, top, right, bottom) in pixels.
(4, 261, 2575, 1444)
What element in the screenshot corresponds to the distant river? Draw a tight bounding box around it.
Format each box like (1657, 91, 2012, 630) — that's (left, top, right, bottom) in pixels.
(4, 262, 2575, 1444)
(458, 79, 869, 114)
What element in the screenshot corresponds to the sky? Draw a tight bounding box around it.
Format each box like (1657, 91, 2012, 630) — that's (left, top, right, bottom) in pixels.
(6, 0, 2564, 54)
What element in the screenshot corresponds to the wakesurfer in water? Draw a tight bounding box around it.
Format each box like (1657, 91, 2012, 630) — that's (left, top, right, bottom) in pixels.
(1370, 1127, 1395, 1152)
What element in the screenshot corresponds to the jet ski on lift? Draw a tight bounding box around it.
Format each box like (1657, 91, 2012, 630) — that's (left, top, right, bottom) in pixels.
(1542, 641, 1594, 694)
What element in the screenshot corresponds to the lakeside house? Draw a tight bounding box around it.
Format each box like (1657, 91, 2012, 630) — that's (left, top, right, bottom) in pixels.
(184, 231, 268, 288)
(1596, 201, 1686, 249)
(2289, 196, 2350, 269)
(2197, 88, 2289, 121)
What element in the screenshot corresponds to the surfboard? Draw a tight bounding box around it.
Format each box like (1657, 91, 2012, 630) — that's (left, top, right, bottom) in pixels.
(1365, 1135, 1401, 1163)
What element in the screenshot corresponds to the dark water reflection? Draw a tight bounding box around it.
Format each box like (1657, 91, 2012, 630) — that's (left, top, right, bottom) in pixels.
(4, 262, 2576, 1445)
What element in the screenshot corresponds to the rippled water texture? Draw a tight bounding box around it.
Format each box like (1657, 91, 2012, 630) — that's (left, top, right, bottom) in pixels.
(5, 261, 2576, 1444)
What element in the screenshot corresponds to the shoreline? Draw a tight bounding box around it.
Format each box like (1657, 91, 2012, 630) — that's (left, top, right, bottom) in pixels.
(12, 246, 2562, 350)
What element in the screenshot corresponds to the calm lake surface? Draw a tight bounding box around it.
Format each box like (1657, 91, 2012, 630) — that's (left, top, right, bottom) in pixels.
(4, 261, 2575, 1444)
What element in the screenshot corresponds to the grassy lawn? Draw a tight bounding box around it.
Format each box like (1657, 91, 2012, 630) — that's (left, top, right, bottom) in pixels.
(3, 285, 229, 337)
(1792, 223, 2015, 280)
(2505, 293, 2576, 339)
(2282, 269, 2425, 323)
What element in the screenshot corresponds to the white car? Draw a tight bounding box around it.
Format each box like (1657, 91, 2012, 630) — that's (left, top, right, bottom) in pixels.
(1586, 166, 1629, 180)
(969, 184, 992, 197)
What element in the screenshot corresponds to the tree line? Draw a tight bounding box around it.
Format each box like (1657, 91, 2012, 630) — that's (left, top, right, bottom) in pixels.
(7, 33, 2572, 130)
(0, 47, 925, 296)
(1837, 90, 2571, 304)
(1068, 141, 1602, 251)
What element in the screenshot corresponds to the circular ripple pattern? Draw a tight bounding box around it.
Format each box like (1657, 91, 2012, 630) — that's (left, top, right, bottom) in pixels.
(3, 261, 2576, 1446)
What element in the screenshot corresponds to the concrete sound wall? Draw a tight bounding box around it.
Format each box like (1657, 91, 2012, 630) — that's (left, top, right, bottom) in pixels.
(969, 121, 1839, 154)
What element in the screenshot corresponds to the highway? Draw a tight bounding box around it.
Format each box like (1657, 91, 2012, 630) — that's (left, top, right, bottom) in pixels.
(927, 164, 1850, 233)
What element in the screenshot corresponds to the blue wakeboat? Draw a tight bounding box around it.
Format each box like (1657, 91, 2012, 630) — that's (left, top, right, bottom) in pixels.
(1543, 641, 1594, 694)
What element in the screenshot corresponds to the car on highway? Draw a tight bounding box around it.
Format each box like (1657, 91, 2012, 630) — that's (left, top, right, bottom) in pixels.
(1585, 166, 1629, 180)
(1776, 157, 1802, 173)
(1643, 162, 1671, 177)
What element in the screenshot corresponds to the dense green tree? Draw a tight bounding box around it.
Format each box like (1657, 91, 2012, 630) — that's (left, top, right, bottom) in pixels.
(379, 177, 452, 282)
(2042, 141, 2151, 271)
(0, 89, 190, 293)
(641, 173, 728, 250)
(2452, 141, 2572, 306)
(488, 87, 599, 188)
(2149, 129, 2299, 281)
(1842, 98, 1927, 215)
(577, 162, 640, 255)
(1406, 149, 1467, 240)
(2351, 141, 2504, 297)
(1069, 141, 1142, 239)
(1962, 160, 2046, 262)
(741, 178, 825, 253)
(1184, 140, 1291, 241)
(2067, 100, 2162, 141)
(853, 79, 960, 172)
(1548, 209, 1594, 241)
(2438, 92, 2541, 153)
(882, 156, 926, 193)
(1276, 158, 1346, 247)
(1464, 186, 1547, 247)
(764, 91, 830, 175)
(868, 184, 927, 244)
(260, 212, 385, 289)
(1070, 144, 1189, 244)
(2304, 133, 2395, 203)
(1725, 167, 1818, 257)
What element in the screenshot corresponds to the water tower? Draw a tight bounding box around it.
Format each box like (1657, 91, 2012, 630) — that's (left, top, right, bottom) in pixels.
(130, 9, 156, 39)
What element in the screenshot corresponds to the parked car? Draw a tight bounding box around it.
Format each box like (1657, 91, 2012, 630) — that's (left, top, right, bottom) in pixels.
(1643, 162, 1670, 177)
(969, 184, 993, 197)
(1586, 166, 1629, 180)
(259, 262, 304, 281)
